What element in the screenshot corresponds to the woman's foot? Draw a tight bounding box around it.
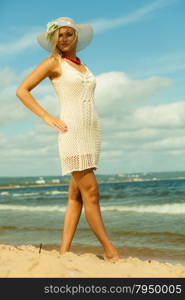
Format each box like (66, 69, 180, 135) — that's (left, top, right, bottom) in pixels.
(60, 250, 67, 255)
(60, 246, 70, 256)
(103, 246, 120, 262)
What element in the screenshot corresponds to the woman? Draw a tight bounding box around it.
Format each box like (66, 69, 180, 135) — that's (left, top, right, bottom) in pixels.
(16, 17, 120, 262)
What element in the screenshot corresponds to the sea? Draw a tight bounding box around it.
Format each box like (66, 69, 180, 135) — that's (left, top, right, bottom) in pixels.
(0, 171, 185, 265)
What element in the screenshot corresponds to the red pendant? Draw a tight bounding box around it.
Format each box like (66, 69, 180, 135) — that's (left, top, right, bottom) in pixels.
(63, 55, 81, 64)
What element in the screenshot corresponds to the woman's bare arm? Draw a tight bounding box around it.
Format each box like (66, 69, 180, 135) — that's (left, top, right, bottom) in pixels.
(16, 56, 68, 133)
(16, 56, 56, 118)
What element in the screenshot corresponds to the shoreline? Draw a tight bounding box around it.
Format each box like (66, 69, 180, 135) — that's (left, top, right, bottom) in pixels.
(34, 243, 185, 266)
(0, 243, 185, 278)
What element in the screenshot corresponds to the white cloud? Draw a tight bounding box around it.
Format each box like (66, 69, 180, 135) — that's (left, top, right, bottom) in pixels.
(0, 32, 38, 56)
(92, 0, 180, 33)
(95, 71, 172, 120)
(132, 102, 185, 128)
(132, 51, 185, 77)
(0, 67, 17, 86)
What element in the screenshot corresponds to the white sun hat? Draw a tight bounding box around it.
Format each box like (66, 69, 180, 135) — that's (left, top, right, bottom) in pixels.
(36, 17, 93, 52)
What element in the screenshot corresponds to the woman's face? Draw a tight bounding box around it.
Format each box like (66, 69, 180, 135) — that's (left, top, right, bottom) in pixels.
(57, 26, 77, 53)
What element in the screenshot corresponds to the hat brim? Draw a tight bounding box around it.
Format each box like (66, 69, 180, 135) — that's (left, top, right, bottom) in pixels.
(36, 24, 93, 52)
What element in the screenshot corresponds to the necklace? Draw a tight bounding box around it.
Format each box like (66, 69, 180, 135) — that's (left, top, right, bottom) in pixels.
(63, 55, 81, 65)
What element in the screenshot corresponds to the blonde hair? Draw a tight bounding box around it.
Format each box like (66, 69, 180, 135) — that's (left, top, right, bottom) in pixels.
(49, 27, 78, 59)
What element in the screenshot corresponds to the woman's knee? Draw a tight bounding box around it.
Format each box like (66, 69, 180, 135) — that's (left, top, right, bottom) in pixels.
(71, 168, 100, 204)
(83, 186, 100, 205)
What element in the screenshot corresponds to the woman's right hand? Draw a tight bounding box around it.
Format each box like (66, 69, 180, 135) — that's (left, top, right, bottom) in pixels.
(42, 114, 68, 133)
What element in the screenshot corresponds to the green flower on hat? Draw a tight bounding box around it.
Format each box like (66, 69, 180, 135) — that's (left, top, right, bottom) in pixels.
(46, 22, 58, 33)
(46, 22, 59, 40)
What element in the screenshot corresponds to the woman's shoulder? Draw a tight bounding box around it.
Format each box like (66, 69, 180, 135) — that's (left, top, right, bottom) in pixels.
(38, 55, 61, 77)
(43, 55, 60, 66)
(42, 55, 62, 80)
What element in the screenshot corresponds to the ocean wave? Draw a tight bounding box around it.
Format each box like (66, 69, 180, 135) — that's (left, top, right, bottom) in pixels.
(0, 191, 12, 196)
(13, 192, 39, 197)
(0, 203, 184, 214)
(112, 230, 185, 238)
(100, 203, 185, 214)
(0, 190, 68, 197)
(1, 225, 184, 239)
(0, 205, 66, 212)
(45, 191, 67, 195)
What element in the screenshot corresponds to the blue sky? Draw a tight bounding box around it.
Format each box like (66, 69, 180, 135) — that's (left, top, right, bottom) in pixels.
(1, 0, 185, 177)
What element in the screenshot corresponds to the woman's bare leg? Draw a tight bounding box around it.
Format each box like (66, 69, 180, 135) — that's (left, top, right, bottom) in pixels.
(60, 175, 83, 254)
(72, 168, 120, 261)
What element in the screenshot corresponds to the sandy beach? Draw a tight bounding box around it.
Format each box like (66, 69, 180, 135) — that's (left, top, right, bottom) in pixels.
(0, 244, 185, 278)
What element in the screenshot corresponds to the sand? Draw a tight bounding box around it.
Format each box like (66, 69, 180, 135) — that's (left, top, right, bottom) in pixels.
(0, 244, 185, 278)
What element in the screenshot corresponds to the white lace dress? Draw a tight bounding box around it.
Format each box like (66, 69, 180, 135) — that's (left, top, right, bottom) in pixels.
(50, 57, 102, 176)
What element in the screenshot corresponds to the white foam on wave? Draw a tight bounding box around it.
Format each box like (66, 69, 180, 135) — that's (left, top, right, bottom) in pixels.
(101, 203, 185, 214)
(45, 190, 67, 195)
(10, 190, 67, 197)
(0, 203, 184, 214)
(13, 192, 39, 197)
(0, 205, 66, 212)
(0, 192, 11, 196)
